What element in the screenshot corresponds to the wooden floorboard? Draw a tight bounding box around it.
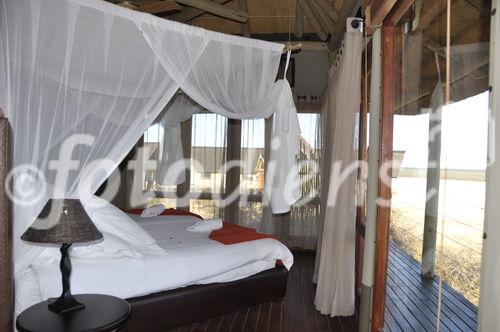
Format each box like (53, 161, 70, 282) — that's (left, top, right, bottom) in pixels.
(168, 244, 477, 332)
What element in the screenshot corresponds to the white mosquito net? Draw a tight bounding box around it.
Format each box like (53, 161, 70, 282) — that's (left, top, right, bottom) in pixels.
(0, 0, 301, 275)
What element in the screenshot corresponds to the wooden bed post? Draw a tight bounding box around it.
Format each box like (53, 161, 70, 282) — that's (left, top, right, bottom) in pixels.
(0, 117, 12, 332)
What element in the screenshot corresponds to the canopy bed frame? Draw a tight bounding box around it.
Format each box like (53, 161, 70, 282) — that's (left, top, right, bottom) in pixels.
(0, 118, 288, 332)
(0, 0, 297, 329)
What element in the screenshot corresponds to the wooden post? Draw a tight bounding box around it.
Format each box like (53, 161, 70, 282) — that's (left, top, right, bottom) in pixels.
(359, 27, 382, 332)
(356, 68, 368, 292)
(177, 119, 192, 210)
(239, 0, 250, 37)
(421, 87, 443, 277)
(371, 24, 395, 332)
(225, 119, 242, 223)
(295, 1, 304, 38)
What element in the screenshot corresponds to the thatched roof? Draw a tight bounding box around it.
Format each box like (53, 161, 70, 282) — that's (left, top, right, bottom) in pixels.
(105, 0, 360, 50)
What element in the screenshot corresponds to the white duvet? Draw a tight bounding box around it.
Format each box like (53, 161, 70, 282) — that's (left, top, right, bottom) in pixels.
(16, 214, 293, 316)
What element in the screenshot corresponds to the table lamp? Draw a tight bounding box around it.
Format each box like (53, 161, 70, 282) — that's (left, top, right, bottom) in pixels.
(21, 199, 103, 314)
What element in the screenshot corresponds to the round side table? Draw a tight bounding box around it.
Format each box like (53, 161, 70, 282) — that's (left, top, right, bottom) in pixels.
(16, 294, 131, 332)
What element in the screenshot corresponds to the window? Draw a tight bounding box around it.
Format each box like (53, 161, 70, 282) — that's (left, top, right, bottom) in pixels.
(189, 113, 227, 218)
(139, 110, 322, 249)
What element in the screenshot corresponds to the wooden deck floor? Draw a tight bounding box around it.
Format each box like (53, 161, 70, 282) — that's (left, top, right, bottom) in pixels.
(169, 242, 477, 332)
(385, 241, 478, 332)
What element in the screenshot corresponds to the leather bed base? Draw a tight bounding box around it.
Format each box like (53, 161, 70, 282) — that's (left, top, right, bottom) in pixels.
(123, 265, 288, 332)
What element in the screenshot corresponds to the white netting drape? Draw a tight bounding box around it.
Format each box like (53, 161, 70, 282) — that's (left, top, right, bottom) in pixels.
(156, 94, 202, 186)
(313, 27, 362, 316)
(0, 0, 300, 275)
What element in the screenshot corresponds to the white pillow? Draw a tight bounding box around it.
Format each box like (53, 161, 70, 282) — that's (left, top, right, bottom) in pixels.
(33, 233, 144, 264)
(72, 233, 144, 259)
(83, 196, 166, 255)
(141, 204, 165, 217)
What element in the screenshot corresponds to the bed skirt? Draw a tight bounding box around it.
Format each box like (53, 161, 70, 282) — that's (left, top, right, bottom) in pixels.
(123, 265, 288, 332)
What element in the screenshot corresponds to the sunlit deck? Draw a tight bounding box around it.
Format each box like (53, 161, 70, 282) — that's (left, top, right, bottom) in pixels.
(385, 241, 478, 332)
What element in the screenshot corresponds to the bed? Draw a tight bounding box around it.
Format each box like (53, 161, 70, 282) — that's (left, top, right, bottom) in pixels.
(7, 193, 292, 331)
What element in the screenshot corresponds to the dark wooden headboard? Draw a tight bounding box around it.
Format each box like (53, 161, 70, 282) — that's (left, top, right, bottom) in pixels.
(0, 118, 13, 331)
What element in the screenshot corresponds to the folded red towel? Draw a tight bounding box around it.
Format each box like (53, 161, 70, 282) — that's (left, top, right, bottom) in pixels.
(209, 222, 275, 244)
(209, 223, 282, 266)
(123, 207, 203, 219)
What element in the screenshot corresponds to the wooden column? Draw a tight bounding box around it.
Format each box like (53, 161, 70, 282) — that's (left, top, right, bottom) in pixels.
(371, 24, 395, 332)
(356, 51, 369, 291)
(421, 91, 443, 277)
(225, 119, 242, 223)
(177, 119, 192, 210)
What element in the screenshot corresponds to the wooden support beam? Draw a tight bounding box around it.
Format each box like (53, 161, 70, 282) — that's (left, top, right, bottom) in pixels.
(165, 0, 230, 22)
(176, 119, 192, 209)
(371, 24, 395, 332)
(296, 2, 304, 38)
(113, 0, 181, 13)
(297, 0, 329, 41)
(134, 0, 181, 14)
(385, 0, 414, 26)
(416, 0, 452, 31)
(317, 0, 339, 23)
(224, 119, 242, 222)
(239, 0, 250, 37)
(309, 0, 336, 34)
(274, 41, 329, 52)
(421, 85, 443, 278)
(174, 0, 249, 23)
(369, 0, 398, 27)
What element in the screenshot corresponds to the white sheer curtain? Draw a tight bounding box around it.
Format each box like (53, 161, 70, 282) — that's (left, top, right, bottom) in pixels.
(156, 94, 202, 186)
(0, 0, 300, 275)
(313, 27, 362, 316)
(259, 113, 322, 250)
(142, 18, 302, 212)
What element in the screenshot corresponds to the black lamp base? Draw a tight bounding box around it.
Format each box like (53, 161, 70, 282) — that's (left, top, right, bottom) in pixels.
(48, 295, 85, 314)
(48, 243, 85, 314)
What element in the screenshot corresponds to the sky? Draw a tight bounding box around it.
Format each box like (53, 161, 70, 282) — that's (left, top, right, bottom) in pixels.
(392, 91, 489, 170)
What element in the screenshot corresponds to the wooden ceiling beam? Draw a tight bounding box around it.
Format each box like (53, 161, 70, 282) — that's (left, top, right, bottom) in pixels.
(416, 0, 453, 31)
(174, 0, 248, 23)
(317, 0, 339, 23)
(113, 0, 181, 13)
(296, 2, 304, 38)
(309, 0, 336, 34)
(296, 0, 328, 41)
(136, 0, 181, 14)
(278, 41, 330, 52)
(239, 0, 250, 37)
(165, 0, 230, 22)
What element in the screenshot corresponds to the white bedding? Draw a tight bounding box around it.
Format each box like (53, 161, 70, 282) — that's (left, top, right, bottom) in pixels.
(16, 214, 293, 316)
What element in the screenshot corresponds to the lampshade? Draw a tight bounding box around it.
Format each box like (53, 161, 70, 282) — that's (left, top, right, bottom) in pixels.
(21, 199, 103, 244)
